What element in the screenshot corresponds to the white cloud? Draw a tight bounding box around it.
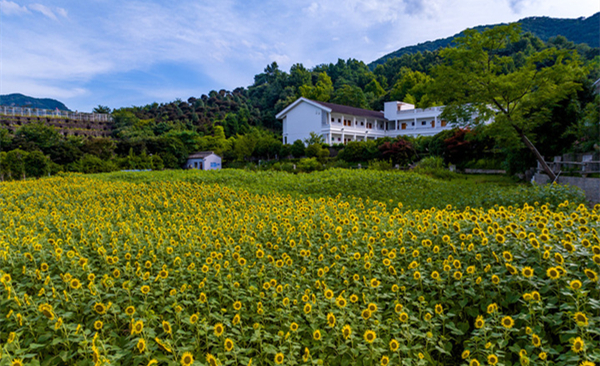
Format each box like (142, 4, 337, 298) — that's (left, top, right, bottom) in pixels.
(0, 0, 29, 15)
(29, 4, 58, 20)
(1, 0, 597, 111)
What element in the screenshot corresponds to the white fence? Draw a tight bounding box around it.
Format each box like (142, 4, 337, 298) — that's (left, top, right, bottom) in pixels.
(0, 106, 113, 122)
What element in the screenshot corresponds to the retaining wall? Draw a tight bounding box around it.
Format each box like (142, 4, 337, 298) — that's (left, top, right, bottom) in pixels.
(534, 173, 600, 204)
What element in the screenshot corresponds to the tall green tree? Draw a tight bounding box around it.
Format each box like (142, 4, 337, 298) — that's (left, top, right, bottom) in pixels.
(299, 72, 334, 102)
(432, 24, 586, 179)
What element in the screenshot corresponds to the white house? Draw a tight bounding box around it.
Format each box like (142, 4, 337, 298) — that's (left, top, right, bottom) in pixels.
(276, 97, 457, 145)
(186, 151, 221, 170)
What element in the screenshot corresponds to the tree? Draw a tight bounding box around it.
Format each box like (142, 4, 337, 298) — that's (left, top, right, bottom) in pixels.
(331, 85, 369, 109)
(93, 105, 112, 114)
(299, 72, 334, 102)
(290, 140, 305, 158)
(432, 24, 585, 179)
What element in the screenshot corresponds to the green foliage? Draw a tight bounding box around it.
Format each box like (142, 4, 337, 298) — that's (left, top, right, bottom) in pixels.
(97, 168, 586, 211)
(369, 12, 599, 67)
(299, 72, 334, 102)
(290, 139, 305, 158)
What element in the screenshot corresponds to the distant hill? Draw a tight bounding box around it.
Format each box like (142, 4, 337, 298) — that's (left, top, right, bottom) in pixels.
(0, 93, 70, 111)
(369, 12, 599, 67)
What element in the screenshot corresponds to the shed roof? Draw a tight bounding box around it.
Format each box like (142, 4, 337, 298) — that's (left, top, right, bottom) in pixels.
(188, 151, 218, 159)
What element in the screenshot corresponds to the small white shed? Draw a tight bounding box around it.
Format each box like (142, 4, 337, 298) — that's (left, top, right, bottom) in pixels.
(186, 151, 221, 171)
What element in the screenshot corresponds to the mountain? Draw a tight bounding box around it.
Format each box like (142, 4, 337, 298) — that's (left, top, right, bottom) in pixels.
(0, 93, 70, 111)
(369, 12, 599, 67)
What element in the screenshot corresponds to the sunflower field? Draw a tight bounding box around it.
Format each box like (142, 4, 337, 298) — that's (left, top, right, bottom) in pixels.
(0, 172, 598, 366)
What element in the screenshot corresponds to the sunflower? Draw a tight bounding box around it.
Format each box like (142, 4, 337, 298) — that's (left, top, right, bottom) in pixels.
(141, 285, 150, 295)
(304, 303, 312, 314)
(584, 269, 598, 282)
(414, 271, 421, 280)
(336, 297, 347, 308)
(342, 324, 352, 339)
(94, 320, 103, 330)
(11, 359, 23, 366)
(431, 271, 440, 280)
(324, 289, 334, 299)
(361, 309, 372, 320)
(435, 304, 443, 315)
(470, 360, 480, 366)
(137, 338, 146, 353)
(573, 312, 588, 326)
(491, 275, 500, 284)
(125, 306, 136, 316)
(233, 301, 242, 311)
(424, 313, 432, 321)
(70, 279, 82, 290)
(368, 303, 378, 312)
(327, 313, 336, 328)
(380, 355, 390, 366)
(302, 348, 310, 362)
(546, 267, 560, 280)
(132, 320, 144, 335)
(232, 314, 240, 326)
(290, 322, 299, 332)
(389, 339, 399, 352)
(531, 291, 541, 301)
(224, 338, 234, 352)
(399, 312, 409, 322)
(453, 271, 463, 280)
(214, 323, 225, 337)
(180, 352, 194, 366)
(364, 330, 376, 343)
(532, 334, 541, 347)
(94, 302, 107, 315)
(274, 353, 285, 365)
(487, 354, 498, 365)
(501, 316, 514, 329)
(394, 303, 404, 314)
(522, 267, 534, 278)
(313, 329, 322, 341)
(475, 315, 485, 329)
(502, 251, 512, 262)
(462, 350, 470, 359)
(571, 337, 585, 353)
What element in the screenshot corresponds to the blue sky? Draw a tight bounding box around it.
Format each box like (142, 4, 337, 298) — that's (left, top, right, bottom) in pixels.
(1, 0, 598, 112)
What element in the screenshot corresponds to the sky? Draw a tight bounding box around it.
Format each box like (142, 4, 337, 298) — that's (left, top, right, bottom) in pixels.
(0, 0, 598, 112)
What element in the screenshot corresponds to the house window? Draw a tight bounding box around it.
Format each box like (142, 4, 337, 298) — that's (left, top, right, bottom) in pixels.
(441, 120, 447, 127)
(421, 121, 426, 126)
(284, 136, 287, 144)
(361, 121, 364, 126)
(338, 118, 341, 123)
(411, 122, 415, 126)
(331, 118, 334, 122)
(401, 123, 406, 130)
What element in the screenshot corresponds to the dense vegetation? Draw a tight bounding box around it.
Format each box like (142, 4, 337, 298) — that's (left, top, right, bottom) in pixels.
(0, 21, 598, 180)
(0, 171, 597, 366)
(368, 12, 600, 66)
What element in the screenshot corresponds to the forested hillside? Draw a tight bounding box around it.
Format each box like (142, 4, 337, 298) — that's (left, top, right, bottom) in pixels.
(0, 22, 598, 180)
(0, 93, 70, 111)
(369, 12, 599, 67)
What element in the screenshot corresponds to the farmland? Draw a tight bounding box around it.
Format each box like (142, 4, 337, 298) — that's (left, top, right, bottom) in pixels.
(0, 170, 598, 366)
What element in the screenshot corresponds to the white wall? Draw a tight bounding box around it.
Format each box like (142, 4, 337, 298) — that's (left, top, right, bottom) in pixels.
(186, 154, 221, 170)
(282, 102, 323, 144)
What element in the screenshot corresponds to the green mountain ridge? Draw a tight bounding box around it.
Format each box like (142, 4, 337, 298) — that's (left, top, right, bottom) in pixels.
(0, 93, 70, 111)
(369, 12, 600, 67)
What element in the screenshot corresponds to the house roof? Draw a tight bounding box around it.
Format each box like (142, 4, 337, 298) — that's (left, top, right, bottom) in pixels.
(275, 97, 384, 120)
(312, 100, 384, 119)
(188, 151, 218, 159)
